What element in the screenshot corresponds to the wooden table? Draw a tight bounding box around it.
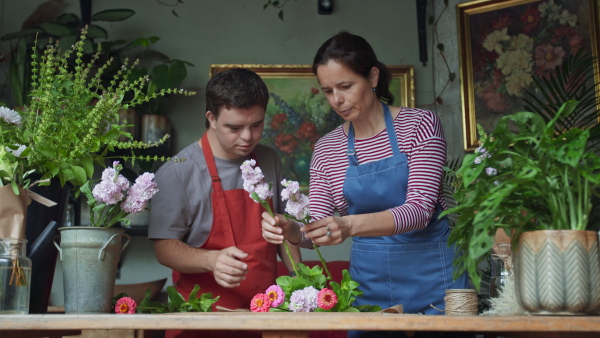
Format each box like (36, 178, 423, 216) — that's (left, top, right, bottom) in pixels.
(0, 313, 599, 338)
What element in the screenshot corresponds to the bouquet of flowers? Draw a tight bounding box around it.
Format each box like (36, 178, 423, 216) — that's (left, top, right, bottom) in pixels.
(240, 159, 381, 312)
(80, 161, 158, 228)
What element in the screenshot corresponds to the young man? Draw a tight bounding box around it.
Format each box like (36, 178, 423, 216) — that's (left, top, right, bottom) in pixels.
(149, 68, 300, 335)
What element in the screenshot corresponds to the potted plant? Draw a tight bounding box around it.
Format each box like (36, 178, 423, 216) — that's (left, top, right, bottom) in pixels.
(1, 26, 194, 313)
(443, 99, 600, 315)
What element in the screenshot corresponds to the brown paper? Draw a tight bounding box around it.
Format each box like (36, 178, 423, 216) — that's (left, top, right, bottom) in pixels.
(0, 185, 29, 239)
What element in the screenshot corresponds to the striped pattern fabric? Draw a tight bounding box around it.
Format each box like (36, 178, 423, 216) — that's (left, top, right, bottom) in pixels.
(309, 106, 447, 236)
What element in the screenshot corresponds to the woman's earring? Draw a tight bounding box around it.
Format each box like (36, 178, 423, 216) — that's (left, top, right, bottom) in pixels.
(372, 88, 376, 92)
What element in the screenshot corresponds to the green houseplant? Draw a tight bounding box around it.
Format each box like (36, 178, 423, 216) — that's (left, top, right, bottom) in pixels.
(443, 100, 600, 314)
(1, 26, 194, 314)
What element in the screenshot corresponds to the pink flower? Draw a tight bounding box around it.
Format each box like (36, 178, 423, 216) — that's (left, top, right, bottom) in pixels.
(115, 297, 136, 314)
(240, 160, 273, 203)
(121, 173, 159, 214)
(265, 285, 284, 308)
(250, 293, 272, 312)
(281, 179, 310, 221)
(317, 288, 338, 310)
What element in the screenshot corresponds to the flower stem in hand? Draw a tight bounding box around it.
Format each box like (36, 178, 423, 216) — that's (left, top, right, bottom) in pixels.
(263, 202, 299, 277)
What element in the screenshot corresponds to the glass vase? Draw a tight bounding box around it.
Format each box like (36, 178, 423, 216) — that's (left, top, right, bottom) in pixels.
(489, 243, 511, 298)
(0, 239, 32, 314)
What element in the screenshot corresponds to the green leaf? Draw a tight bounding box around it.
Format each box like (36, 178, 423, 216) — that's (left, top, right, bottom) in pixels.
(71, 165, 88, 186)
(1, 28, 42, 41)
(91, 9, 135, 22)
(56, 13, 80, 25)
(86, 25, 108, 39)
(40, 22, 72, 36)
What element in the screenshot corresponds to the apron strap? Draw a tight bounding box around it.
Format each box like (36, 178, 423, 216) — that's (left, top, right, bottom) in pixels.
(347, 102, 400, 166)
(201, 133, 236, 245)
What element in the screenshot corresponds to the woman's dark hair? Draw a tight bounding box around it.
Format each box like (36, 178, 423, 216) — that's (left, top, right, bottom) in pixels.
(312, 31, 394, 105)
(205, 68, 269, 128)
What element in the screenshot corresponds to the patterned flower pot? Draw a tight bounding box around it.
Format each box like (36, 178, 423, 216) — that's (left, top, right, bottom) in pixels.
(515, 230, 600, 315)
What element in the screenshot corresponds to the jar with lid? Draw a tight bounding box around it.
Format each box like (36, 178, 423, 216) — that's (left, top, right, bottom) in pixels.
(0, 239, 32, 314)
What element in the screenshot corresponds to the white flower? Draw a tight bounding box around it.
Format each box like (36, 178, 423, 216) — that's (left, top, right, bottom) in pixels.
(483, 28, 509, 54)
(0, 107, 22, 126)
(558, 9, 577, 27)
(508, 34, 534, 53)
(506, 70, 534, 97)
(496, 49, 533, 76)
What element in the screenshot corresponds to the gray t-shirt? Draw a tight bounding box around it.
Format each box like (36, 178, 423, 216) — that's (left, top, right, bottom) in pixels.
(148, 141, 285, 247)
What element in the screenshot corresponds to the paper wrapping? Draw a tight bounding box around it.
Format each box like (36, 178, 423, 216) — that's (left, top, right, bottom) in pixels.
(0, 185, 29, 240)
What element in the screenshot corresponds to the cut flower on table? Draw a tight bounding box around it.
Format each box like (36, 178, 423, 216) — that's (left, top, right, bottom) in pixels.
(241, 160, 381, 313)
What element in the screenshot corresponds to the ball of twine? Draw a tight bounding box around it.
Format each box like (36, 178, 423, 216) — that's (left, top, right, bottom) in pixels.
(444, 289, 478, 316)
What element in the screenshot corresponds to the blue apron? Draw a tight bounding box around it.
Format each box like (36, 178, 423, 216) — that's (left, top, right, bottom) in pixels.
(343, 103, 469, 324)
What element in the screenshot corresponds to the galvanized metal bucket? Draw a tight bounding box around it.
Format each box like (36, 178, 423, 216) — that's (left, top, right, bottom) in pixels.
(54, 227, 131, 314)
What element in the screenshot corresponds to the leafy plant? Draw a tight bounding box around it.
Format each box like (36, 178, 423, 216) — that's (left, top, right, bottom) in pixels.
(269, 263, 381, 313)
(126, 38, 194, 115)
(442, 100, 600, 290)
(1, 8, 136, 108)
(114, 284, 219, 313)
(0, 27, 195, 192)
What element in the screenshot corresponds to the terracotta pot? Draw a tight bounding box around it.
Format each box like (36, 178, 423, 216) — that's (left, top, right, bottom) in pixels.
(515, 230, 600, 315)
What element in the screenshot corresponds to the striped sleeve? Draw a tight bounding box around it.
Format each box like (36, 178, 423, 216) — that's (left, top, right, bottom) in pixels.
(389, 108, 447, 235)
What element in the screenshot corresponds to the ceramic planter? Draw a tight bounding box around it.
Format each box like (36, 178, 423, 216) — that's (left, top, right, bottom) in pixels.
(515, 230, 600, 315)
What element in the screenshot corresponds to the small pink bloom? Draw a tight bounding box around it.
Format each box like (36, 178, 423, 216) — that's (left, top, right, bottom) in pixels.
(317, 288, 338, 310)
(250, 293, 272, 312)
(115, 297, 136, 314)
(265, 285, 284, 308)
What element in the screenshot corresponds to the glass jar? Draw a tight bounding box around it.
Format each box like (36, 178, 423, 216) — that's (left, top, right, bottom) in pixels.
(0, 239, 32, 314)
(489, 243, 511, 298)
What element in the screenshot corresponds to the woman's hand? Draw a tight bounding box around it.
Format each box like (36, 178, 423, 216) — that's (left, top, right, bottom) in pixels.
(261, 211, 302, 244)
(301, 216, 350, 246)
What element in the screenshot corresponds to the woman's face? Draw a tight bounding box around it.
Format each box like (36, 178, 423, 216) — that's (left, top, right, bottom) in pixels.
(316, 60, 379, 122)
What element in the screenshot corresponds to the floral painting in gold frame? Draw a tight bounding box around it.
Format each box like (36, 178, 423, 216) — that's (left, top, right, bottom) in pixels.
(457, 0, 600, 150)
(209, 64, 415, 187)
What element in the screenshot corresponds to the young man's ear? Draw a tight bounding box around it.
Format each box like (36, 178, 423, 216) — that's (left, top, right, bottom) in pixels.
(206, 111, 217, 128)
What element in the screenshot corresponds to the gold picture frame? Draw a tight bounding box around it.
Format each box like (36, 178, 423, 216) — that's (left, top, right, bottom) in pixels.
(457, 0, 600, 151)
(209, 64, 415, 108)
(209, 64, 415, 187)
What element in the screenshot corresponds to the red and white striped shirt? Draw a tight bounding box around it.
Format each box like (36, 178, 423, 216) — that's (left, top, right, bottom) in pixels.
(309, 106, 447, 235)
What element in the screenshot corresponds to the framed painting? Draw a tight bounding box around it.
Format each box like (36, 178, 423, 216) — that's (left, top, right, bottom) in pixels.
(209, 64, 415, 187)
(457, 0, 600, 150)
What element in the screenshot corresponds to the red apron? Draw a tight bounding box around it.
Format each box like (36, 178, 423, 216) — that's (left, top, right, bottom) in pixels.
(167, 134, 277, 338)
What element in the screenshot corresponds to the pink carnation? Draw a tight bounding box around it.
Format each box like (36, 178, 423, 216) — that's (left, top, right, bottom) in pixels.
(115, 297, 136, 314)
(317, 288, 338, 310)
(250, 293, 272, 312)
(265, 285, 284, 308)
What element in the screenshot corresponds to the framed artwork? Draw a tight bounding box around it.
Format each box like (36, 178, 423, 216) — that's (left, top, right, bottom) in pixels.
(457, 0, 600, 150)
(210, 64, 415, 187)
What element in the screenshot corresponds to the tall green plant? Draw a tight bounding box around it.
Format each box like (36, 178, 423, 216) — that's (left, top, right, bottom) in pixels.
(521, 50, 600, 230)
(443, 101, 600, 290)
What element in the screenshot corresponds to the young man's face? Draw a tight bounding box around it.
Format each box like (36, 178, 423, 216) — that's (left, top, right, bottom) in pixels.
(206, 105, 265, 160)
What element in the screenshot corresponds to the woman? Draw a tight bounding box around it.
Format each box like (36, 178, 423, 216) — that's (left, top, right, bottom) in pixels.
(261, 31, 470, 332)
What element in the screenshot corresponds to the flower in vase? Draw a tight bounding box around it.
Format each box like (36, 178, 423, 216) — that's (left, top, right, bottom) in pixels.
(250, 293, 272, 312)
(115, 297, 137, 314)
(317, 288, 338, 310)
(81, 161, 159, 228)
(266, 284, 284, 308)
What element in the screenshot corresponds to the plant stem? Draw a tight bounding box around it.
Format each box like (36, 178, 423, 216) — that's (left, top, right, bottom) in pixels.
(264, 201, 298, 277)
(313, 244, 333, 282)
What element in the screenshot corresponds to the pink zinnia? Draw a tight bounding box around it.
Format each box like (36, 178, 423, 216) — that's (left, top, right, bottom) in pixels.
(317, 288, 338, 310)
(250, 293, 272, 312)
(115, 297, 136, 314)
(265, 285, 284, 308)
